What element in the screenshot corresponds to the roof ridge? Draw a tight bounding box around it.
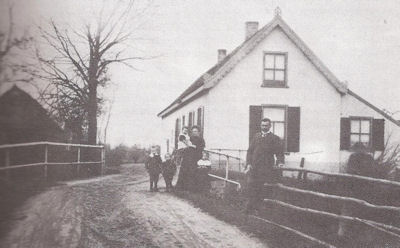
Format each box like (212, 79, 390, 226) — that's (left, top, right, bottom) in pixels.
(158, 15, 348, 118)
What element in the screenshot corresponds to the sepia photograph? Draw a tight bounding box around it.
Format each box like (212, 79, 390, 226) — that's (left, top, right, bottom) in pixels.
(0, 0, 400, 247)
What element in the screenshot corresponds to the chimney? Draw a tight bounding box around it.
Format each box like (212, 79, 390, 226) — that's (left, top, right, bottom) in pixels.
(217, 49, 227, 63)
(245, 21, 259, 40)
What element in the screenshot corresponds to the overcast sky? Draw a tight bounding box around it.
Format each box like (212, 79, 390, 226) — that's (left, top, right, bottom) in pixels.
(2, 0, 400, 147)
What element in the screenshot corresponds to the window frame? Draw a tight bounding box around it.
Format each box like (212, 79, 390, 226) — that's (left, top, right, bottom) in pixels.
(261, 104, 288, 151)
(349, 116, 373, 151)
(262, 51, 288, 88)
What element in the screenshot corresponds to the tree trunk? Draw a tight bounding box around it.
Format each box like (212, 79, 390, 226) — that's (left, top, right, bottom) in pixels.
(87, 81, 97, 145)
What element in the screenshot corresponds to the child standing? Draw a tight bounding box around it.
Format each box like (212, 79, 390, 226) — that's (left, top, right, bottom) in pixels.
(161, 153, 177, 192)
(196, 151, 212, 193)
(145, 146, 162, 192)
(197, 151, 212, 169)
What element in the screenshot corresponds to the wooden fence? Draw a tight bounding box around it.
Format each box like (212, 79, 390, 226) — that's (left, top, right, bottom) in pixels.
(0, 141, 105, 179)
(206, 150, 400, 247)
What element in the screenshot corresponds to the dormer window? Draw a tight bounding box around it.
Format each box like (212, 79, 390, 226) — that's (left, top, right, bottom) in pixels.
(262, 52, 288, 88)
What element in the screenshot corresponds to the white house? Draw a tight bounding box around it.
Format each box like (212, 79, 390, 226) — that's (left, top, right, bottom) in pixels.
(157, 11, 400, 173)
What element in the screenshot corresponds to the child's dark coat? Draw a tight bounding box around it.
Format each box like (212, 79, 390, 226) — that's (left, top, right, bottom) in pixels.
(162, 159, 176, 191)
(145, 154, 162, 191)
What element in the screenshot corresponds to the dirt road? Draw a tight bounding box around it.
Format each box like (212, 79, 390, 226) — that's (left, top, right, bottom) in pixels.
(1, 164, 267, 248)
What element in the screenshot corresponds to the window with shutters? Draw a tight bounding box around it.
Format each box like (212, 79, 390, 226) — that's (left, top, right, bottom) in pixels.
(262, 105, 287, 141)
(250, 105, 299, 152)
(341, 117, 384, 151)
(262, 52, 288, 88)
(350, 117, 372, 149)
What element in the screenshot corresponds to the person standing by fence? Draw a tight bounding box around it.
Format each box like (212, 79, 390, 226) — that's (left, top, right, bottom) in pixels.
(245, 118, 285, 214)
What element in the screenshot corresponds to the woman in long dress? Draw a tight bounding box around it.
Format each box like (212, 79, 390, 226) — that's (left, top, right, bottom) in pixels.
(175, 125, 205, 191)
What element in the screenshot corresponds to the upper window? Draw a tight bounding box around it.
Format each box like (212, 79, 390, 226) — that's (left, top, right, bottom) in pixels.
(262, 106, 286, 141)
(350, 117, 372, 149)
(262, 52, 288, 87)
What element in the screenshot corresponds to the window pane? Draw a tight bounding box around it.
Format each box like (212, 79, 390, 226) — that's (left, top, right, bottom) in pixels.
(264, 70, 274, 80)
(275, 70, 285, 81)
(360, 120, 370, 133)
(275, 55, 285, 69)
(350, 134, 359, 146)
(274, 122, 285, 139)
(264, 54, 274, 68)
(350, 120, 360, 133)
(263, 107, 285, 121)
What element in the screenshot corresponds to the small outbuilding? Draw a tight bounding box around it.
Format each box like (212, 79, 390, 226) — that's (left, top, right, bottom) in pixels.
(0, 85, 68, 145)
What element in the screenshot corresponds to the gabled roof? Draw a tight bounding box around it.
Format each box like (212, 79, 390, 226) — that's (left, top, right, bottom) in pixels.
(0, 85, 67, 143)
(158, 14, 348, 118)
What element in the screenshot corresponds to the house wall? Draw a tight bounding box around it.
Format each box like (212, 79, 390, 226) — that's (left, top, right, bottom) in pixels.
(159, 26, 400, 174)
(340, 93, 400, 170)
(205, 26, 342, 173)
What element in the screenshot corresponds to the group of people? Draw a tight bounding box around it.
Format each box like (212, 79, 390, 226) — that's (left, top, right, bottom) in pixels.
(145, 125, 211, 193)
(144, 117, 286, 216)
(144, 117, 287, 214)
(144, 147, 176, 192)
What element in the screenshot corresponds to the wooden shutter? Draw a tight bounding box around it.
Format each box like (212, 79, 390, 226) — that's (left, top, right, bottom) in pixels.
(249, 105, 262, 144)
(197, 107, 204, 137)
(175, 118, 180, 149)
(188, 112, 193, 128)
(287, 107, 300, 152)
(340, 118, 350, 150)
(197, 107, 202, 126)
(372, 119, 385, 151)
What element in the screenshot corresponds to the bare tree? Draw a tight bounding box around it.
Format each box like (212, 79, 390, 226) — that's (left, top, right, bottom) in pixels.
(35, 0, 151, 144)
(0, 4, 32, 84)
(374, 134, 400, 180)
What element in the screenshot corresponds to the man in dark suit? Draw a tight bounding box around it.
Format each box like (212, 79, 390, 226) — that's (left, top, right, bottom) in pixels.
(245, 118, 285, 214)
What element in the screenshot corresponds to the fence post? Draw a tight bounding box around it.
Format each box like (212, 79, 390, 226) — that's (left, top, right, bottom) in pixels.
(5, 148, 10, 178)
(237, 150, 241, 172)
(77, 147, 80, 177)
(225, 156, 229, 180)
(44, 144, 48, 180)
(297, 157, 305, 181)
(218, 149, 221, 169)
(101, 146, 105, 176)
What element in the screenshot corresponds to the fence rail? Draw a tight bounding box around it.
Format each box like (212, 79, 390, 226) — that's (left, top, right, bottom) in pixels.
(265, 183, 400, 212)
(277, 167, 400, 188)
(0, 141, 105, 179)
(205, 151, 400, 246)
(205, 149, 243, 189)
